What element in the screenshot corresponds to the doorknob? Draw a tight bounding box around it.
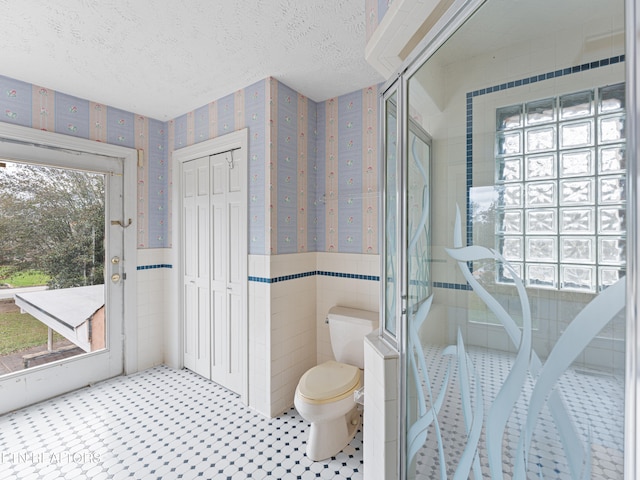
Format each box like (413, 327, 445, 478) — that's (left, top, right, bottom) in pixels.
(111, 273, 121, 283)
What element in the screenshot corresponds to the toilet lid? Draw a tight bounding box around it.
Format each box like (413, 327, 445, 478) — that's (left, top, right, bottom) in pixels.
(298, 361, 360, 402)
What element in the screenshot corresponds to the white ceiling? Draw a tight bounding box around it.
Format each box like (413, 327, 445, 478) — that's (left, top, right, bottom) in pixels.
(0, 0, 384, 120)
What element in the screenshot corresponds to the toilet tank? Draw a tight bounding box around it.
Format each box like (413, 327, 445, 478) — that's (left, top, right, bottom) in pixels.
(327, 306, 379, 368)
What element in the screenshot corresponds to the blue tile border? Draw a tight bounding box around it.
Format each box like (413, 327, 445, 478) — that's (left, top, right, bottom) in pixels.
(136, 264, 172, 270)
(465, 54, 625, 248)
(249, 270, 380, 284)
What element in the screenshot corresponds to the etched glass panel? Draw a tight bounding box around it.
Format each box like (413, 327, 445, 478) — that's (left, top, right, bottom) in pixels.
(599, 237, 626, 265)
(525, 154, 555, 180)
(504, 184, 523, 207)
(497, 131, 522, 155)
(561, 265, 595, 292)
(497, 156, 522, 182)
(559, 90, 593, 119)
(527, 236, 557, 261)
(599, 83, 625, 114)
(599, 114, 626, 143)
(497, 104, 523, 130)
(600, 266, 625, 288)
(501, 236, 523, 260)
(599, 207, 626, 234)
(560, 208, 594, 234)
(561, 236, 595, 263)
(526, 126, 555, 153)
(599, 145, 626, 174)
(526, 181, 556, 207)
(527, 209, 556, 233)
(599, 176, 626, 204)
(525, 97, 555, 125)
(560, 178, 594, 205)
(560, 149, 593, 177)
(526, 263, 557, 288)
(560, 120, 593, 148)
(498, 210, 523, 233)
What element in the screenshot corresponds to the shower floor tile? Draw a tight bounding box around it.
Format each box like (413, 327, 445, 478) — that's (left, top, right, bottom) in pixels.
(0, 366, 364, 479)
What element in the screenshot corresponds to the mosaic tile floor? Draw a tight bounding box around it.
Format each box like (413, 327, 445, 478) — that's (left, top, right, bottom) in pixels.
(0, 366, 363, 479)
(412, 345, 624, 480)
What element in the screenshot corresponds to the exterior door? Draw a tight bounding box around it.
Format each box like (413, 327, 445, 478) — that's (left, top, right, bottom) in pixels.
(182, 146, 247, 398)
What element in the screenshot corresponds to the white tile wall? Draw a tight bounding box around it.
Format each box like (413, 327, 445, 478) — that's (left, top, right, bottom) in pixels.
(136, 248, 169, 372)
(363, 332, 399, 480)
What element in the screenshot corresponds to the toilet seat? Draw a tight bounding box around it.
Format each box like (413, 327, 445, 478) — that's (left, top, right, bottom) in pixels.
(297, 361, 361, 404)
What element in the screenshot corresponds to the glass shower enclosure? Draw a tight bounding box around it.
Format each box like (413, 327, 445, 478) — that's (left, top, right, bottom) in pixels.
(381, 0, 635, 478)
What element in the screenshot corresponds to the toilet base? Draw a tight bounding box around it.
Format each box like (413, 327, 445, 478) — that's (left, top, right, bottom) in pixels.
(306, 406, 361, 461)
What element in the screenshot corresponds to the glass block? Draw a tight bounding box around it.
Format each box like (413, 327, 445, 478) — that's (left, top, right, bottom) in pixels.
(560, 207, 594, 234)
(599, 83, 625, 114)
(526, 263, 557, 289)
(504, 184, 523, 208)
(560, 120, 593, 148)
(497, 131, 522, 155)
(526, 236, 557, 261)
(501, 236, 523, 260)
(561, 265, 595, 292)
(526, 182, 556, 207)
(560, 149, 593, 177)
(497, 157, 522, 183)
(526, 127, 555, 153)
(561, 236, 595, 263)
(599, 145, 626, 174)
(560, 178, 594, 205)
(599, 266, 625, 289)
(599, 176, 626, 204)
(599, 237, 626, 265)
(497, 262, 523, 284)
(526, 98, 555, 125)
(527, 209, 557, 234)
(525, 154, 555, 180)
(498, 210, 523, 234)
(560, 90, 594, 119)
(598, 207, 626, 234)
(599, 114, 625, 143)
(497, 104, 523, 130)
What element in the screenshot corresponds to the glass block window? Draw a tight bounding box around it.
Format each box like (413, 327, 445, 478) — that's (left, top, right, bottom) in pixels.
(495, 83, 626, 292)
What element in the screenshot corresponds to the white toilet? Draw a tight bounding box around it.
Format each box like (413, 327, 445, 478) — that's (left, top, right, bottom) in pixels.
(294, 306, 378, 461)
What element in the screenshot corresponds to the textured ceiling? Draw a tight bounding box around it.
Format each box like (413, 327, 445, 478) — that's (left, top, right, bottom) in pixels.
(0, 0, 384, 120)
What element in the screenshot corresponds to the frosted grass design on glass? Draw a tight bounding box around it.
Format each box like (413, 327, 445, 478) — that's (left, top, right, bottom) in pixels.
(433, 207, 628, 479)
(599, 145, 626, 173)
(561, 149, 593, 177)
(525, 154, 555, 180)
(527, 209, 556, 233)
(526, 127, 555, 152)
(560, 120, 593, 148)
(560, 178, 593, 205)
(560, 208, 594, 234)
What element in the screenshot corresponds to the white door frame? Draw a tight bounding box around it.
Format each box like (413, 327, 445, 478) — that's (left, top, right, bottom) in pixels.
(0, 122, 138, 413)
(170, 129, 249, 404)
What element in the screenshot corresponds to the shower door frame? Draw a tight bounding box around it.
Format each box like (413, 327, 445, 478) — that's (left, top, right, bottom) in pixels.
(378, 0, 640, 478)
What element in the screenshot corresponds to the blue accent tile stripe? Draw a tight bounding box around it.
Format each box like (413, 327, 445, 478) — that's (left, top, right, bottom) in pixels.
(249, 270, 380, 284)
(433, 281, 472, 291)
(137, 264, 172, 270)
(465, 54, 625, 252)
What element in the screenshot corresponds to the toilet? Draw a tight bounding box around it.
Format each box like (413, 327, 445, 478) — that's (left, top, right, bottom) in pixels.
(294, 306, 378, 461)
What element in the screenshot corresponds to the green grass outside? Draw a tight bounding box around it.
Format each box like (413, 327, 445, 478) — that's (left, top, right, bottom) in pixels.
(0, 267, 50, 287)
(0, 310, 64, 355)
